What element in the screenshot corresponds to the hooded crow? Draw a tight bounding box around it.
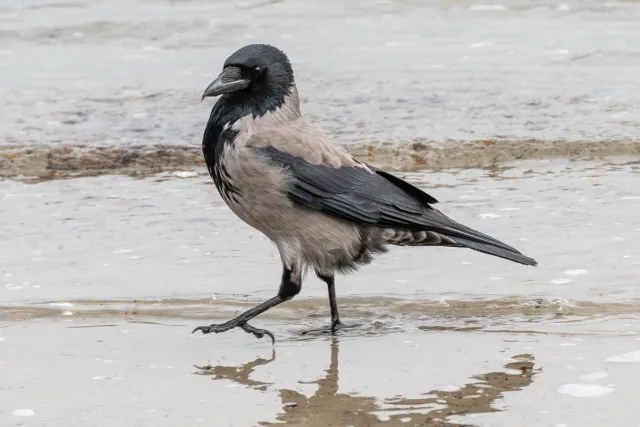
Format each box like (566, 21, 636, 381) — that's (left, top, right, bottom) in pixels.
(194, 44, 537, 342)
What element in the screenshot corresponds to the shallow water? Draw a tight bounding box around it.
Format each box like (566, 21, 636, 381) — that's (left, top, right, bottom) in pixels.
(2, 159, 640, 425)
(2, 0, 640, 152)
(2, 159, 639, 306)
(2, 319, 640, 427)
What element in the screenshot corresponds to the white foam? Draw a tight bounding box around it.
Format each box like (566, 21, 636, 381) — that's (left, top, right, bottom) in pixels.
(498, 207, 520, 211)
(48, 302, 74, 307)
(62, 311, 73, 316)
(564, 269, 588, 276)
(621, 196, 640, 200)
(550, 298, 576, 310)
(173, 171, 198, 178)
(12, 409, 35, 417)
(479, 213, 500, 219)
(557, 384, 614, 398)
(550, 278, 573, 285)
(606, 351, 640, 363)
(438, 385, 461, 392)
(579, 372, 610, 382)
(437, 297, 450, 306)
(521, 300, 541, 308)
(469, 4, 507, 11)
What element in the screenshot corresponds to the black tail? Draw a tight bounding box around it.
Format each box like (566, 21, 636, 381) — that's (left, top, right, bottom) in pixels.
(448, 235, 537, 266)
(429, 213, 538, 266)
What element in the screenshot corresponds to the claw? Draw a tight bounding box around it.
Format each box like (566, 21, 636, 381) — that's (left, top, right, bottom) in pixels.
(191, 320, 275, 344)
(241, 323, 276, 344)
(191, 319, 237, 335)
(192, 325, 211, 334)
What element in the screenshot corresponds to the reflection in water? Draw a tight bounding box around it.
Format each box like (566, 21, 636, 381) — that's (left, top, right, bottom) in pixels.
(195, 340, 537, 427)
(194, 350, 275, 392)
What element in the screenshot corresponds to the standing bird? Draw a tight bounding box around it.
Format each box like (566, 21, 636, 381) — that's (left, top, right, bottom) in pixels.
(194, 44, 537, 342)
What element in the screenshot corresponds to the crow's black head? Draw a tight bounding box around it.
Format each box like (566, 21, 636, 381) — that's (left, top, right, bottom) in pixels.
(202, 44, 295, 114)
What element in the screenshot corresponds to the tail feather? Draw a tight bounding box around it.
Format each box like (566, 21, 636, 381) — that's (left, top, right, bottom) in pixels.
(448, 235, 538, 266)
(381, 227, 537, 266)
(425, 210, 538, 266)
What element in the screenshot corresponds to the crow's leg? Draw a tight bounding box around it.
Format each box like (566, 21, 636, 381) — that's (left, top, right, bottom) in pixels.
(192, 263, 301, 343)
(301, 272, 361, 335)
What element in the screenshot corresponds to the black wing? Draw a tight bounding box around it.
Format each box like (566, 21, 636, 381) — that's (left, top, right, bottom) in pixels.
(258, 146, 537, 266)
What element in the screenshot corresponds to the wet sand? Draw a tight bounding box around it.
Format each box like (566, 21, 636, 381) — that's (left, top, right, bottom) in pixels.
(2, 159, 640, 426)
(2, 139, 640, 181)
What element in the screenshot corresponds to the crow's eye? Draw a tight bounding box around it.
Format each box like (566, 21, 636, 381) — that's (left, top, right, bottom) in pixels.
(253, 66, 263, 77)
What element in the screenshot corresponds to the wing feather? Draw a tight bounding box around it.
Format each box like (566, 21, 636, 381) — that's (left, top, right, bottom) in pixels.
(252, 138, 536, 266)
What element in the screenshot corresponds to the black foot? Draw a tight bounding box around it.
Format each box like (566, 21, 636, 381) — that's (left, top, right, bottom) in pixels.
(192, 320, 275, 344)
(301, 319, 362, 335)
(240, 323, 275, 344)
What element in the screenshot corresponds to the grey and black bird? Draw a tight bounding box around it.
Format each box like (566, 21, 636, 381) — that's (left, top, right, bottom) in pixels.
(193, 44, 537, 342)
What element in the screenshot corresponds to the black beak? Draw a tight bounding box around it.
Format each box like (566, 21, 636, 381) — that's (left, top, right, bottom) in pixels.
(201, 66, 250, 101)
